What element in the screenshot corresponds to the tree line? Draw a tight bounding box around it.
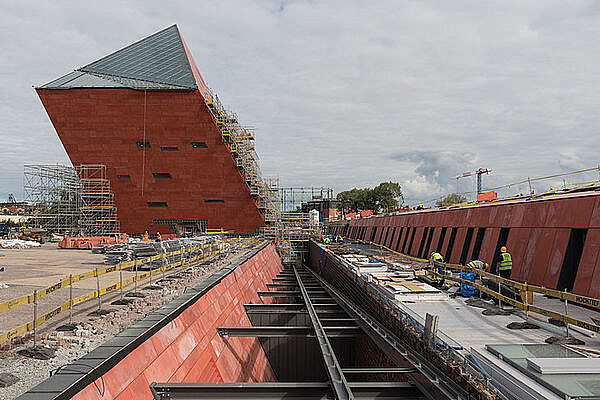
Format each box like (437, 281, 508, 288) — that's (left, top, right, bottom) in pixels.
(337, 181, 467, 215)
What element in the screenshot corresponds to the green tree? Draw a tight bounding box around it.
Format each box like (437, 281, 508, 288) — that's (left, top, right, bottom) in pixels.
(337, 182, 403, 213)
(436, 193, 467, 207)
(373, 182, 403, 213)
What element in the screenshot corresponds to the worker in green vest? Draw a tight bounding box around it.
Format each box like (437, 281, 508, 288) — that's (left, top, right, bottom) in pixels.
(498, 246, 513, 279)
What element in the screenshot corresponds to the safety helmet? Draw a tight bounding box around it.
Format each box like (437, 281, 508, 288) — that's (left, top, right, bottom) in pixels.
(501, 246, 507, 252)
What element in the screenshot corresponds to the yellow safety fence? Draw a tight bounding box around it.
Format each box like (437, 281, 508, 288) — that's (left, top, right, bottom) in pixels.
(431, 270, 600, 334)
(0, 236, 262, 345)
(330, 235, 600, 330)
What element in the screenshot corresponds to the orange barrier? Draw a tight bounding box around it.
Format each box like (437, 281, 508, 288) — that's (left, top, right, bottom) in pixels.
(59, 234, 129, 249)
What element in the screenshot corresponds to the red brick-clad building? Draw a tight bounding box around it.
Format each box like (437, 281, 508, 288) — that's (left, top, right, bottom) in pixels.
(36, 25, 265, 235)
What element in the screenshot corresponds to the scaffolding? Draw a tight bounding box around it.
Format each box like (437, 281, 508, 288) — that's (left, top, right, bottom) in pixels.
(280, 187, 335, 212)
(76, 165, 120, 235)
(204, 92, 280, 226)
(24, 164, 119, 236)
(203, 91, 327, 264)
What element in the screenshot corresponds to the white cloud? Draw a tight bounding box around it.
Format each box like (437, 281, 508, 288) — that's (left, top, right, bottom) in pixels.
(1, 0, 599, 204)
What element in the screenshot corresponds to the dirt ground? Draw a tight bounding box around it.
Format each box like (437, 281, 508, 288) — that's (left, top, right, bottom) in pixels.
(0, 243, 175, 333)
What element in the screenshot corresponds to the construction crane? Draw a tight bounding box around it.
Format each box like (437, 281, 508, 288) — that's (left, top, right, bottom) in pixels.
(455, 168, 492, 196)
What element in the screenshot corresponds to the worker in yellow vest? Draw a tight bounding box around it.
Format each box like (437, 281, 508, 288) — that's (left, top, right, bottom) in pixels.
(466, 260, 488, 271)
(498, 246, 512, 279)
(430, 251, 444, 274)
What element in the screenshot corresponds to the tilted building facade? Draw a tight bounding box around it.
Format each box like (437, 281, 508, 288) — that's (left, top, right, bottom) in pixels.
(36, 25, 268, 235)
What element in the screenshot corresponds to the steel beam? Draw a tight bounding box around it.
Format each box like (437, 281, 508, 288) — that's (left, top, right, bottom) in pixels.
(294, 266, 355, 400)
(266, 283, 298, 288)
(243, 303, 342, 314)
(342, 367, 418, 374)
(306, 267, 470, 400)
(149, 382, 421, 400)
(217, 326, 362, 338)
(257, 290, 301, 297)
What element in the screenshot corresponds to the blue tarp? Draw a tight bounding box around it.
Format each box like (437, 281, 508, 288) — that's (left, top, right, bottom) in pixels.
(461, 272, 477, 297)
(368, 258, 381, 263)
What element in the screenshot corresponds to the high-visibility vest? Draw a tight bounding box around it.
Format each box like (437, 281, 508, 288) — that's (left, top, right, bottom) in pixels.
(431, 253, 444, 263)
(499, 252, 512, 270)
(467, 260, 484, 270)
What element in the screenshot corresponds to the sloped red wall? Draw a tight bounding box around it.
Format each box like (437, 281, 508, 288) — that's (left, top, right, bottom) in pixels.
(331, 193, 600, 298)
(36, 88, 265, 234)
(73, 243, 281, 400)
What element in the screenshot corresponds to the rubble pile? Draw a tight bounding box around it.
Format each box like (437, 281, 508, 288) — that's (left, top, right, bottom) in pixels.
(0, 239, 41, 249)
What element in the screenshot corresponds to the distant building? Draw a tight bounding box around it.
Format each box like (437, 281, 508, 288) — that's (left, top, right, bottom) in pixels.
(36, 25, 266, 235)
(344, 209, 373, 220)
(301, 199, 341, 222)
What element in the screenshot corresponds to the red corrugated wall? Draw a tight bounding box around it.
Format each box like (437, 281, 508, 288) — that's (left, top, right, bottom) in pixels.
(36, 88, 265, 235)
(74, 243, 281, 400)
(332, 194, 600, 298)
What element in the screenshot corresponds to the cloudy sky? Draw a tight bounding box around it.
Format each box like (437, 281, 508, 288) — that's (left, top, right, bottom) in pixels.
(2, 1, 600, 205)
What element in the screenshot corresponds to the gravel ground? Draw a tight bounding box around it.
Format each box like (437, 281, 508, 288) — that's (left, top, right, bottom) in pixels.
(0, 244, 256, 400)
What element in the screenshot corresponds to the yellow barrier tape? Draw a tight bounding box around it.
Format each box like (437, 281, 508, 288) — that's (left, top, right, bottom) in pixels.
(433, 271, 600, 333)
(0, 238, 256, 344)
(0, 294, 32, 313)
(432, 260, 600, 310)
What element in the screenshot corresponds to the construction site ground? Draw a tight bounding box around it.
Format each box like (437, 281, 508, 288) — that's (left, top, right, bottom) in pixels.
(0, 242, 257, 400)
(342, 240, 600, 346)
(1, 243, 174, 334)
(330, 240, 600, 399)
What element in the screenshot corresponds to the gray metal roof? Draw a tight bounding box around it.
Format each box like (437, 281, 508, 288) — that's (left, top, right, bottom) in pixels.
(39, 71, 126, 89)
(39, 25, 197, 90)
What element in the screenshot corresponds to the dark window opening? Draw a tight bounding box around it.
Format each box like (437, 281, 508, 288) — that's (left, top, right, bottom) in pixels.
(407, 228, 417, 255)
(491, 228, 511, 274)
(152, 173, 172, 179)
(418, 227, 429, 258)
(471, 228, 486, 261)
(371, 227, 378, 242)
(383, 227, 390, 245)
(205, 199, 225, 203)
(395, 227, 404, 250)
(117, 174, 130, 179)
(390, 227, 397, 247)
(557, 229, 588, 292)
(160, 146, 179, 151)
(446, 227, 458, 262)
(423, 227, 435, 258)
(147, 202, 167, 207)
(437, 227, 447, 253)
(402, 227, 412, 253)
(460, 227, 475, 265)
(191, 141, 208, 148)
(136, 141, 151, 148)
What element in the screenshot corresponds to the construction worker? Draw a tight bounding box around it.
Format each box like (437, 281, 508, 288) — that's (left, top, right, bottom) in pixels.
(430, 251, 444, 264)
(430, 251, 444, 273)
(466, 260, 488, 271)
(498, 246, 512, 279)
(156, 232, 162, 242)
(324, 236, 331, 244)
